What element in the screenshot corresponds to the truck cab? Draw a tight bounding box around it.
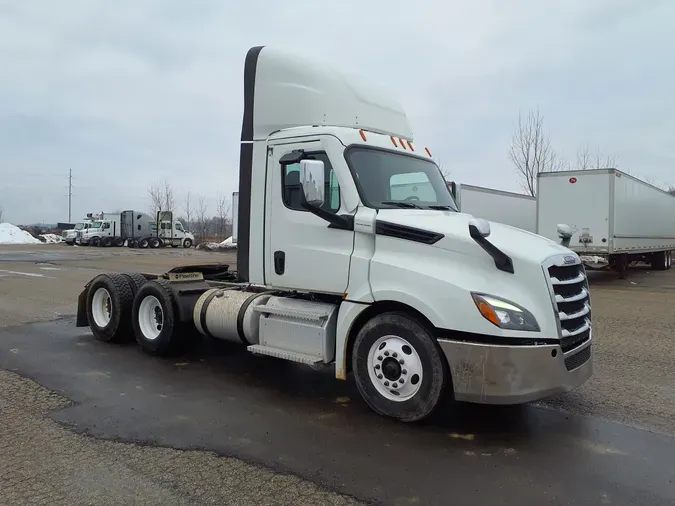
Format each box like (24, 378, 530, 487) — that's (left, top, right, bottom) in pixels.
(233, 46, 593, 417)
(156, 212, 194, 248)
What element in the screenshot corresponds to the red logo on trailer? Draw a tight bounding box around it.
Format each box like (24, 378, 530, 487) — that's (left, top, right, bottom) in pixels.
(569, 177, 577, 184)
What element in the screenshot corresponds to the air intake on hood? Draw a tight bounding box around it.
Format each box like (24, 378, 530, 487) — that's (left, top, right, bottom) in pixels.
(375, 221, 444, 245)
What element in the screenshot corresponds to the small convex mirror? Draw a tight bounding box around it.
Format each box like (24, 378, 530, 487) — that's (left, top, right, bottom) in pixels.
(300, 159, 325, 206)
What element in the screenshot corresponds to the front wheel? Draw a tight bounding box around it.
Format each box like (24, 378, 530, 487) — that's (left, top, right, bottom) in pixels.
(183, 238, 193, 248)
(352, 312, 450, 422)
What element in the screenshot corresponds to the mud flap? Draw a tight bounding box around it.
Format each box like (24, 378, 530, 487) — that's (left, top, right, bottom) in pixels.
(75, 286, 89, 327)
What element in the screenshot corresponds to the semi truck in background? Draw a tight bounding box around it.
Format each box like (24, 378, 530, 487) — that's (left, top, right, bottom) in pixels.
(62, 215, 97, 245)
(76, 210, 194, 248)
(537, 168, 675, 276)
(448, 182, 537, 233)
(74, 45, 592, 423)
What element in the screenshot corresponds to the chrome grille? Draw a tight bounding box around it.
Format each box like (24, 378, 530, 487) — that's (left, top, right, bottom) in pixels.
(545, 259, 592, 347)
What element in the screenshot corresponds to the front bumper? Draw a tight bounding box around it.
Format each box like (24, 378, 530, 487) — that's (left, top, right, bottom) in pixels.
(438, 335, 592, 404)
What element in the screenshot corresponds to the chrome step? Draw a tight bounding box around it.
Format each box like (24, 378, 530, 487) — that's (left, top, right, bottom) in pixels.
(247, 345, 324, 366)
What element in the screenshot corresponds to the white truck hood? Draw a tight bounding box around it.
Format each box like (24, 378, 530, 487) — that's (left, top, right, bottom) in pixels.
(376, 209, 574, 264)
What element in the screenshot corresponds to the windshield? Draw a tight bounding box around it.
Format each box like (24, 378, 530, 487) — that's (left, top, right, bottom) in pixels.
(346, 147, 458, 211)
(91, 221, 102, 229)
(75, 223, 84, 230)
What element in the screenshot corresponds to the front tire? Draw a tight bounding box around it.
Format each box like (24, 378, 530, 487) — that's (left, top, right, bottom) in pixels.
(183, 238, 193, 248)
(352, 312, 449, 422)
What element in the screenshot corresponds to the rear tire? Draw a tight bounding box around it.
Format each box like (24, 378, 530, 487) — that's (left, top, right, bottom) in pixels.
(138, 238, 149, 249)
(101, 237, 113, 247)
(121, 272, 147, 297)
(132, 279, 190, 356)
(86, 273, 134, 343)
(114, 237, 125, 247)
(150, 237, 161, 248)
(352, 311, 449, 422)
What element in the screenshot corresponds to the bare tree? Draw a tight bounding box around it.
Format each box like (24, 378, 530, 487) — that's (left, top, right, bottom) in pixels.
(0, 205, 3, 223)
(434, 159, 452, 180)
(182, 191, 193, 232)
(216, 193, 230, 237)
(509, 108, 564, 196)
(196, 194, 208, 242)
(147, 177, 175, 216)
(668, 186, 675, 196)
(162, 178, 175, 213)
(576, 145, 593, 170)
(575, 145, 618, 170)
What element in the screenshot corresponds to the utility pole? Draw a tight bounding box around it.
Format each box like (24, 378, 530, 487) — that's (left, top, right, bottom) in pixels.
(68, 169, 73, 223)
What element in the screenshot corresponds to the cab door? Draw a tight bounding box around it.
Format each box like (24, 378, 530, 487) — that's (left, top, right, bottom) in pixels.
(266, 138, 353, 294)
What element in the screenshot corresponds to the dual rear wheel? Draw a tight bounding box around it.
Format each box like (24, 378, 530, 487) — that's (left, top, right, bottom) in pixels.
(86, 273, 191, 355)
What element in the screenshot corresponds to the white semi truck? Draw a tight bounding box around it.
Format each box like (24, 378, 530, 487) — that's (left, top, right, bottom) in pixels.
(537, 169, 675, 277)
(448, 182, 537, 232)
(62, 215, 96, 245)
(77, 210, 194, 248)
(74, 46, 592, 422)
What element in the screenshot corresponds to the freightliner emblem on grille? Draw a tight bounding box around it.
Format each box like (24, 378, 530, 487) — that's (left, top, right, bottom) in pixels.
(563, 255, 577, 264)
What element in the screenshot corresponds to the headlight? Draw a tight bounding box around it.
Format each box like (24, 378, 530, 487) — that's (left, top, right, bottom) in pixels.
(471, 293, 540, 332)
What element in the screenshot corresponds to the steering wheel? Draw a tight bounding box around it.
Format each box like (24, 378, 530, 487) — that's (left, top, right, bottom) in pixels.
(404, 195, 420, 202)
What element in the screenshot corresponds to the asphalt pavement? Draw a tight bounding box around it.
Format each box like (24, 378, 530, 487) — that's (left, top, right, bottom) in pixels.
(1, 245, 674, 505)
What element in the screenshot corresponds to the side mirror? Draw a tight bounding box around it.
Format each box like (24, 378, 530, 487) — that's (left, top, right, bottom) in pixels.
(300, 159, 325, 206)
(469, 218, 491, 239)
(557, 223, 574, 247)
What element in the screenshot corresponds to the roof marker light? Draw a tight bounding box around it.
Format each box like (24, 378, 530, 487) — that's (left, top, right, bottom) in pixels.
(390, 136, 398, 147)
(407, 140, 414, 151)
(425, 147, 432, 157)
(359, 129, 367, 141)
(399, 138, 407, 150)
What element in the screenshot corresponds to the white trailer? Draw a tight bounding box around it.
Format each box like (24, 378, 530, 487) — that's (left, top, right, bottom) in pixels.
(537, 168, 675, 275)
(75, 45, 593, 423)
(448, 182, 536, 233)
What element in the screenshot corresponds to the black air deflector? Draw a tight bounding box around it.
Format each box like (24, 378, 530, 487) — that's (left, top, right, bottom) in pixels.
(237, 45, 265, 283)
(375, 221, 444, 244)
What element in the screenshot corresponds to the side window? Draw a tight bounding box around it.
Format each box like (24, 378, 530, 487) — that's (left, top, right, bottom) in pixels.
(281, 151, 340, 213)
(137, 224, 142, 231)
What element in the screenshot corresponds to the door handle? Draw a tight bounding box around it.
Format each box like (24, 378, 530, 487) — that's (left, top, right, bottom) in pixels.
(274, 251, 285, 275)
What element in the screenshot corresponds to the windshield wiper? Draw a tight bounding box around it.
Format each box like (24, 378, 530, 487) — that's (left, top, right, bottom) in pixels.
(381, 201, 422, 209)
(428, 205, 454, 211)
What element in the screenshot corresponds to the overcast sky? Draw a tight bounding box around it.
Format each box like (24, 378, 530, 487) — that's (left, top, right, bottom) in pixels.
(1, 0, 673, 225)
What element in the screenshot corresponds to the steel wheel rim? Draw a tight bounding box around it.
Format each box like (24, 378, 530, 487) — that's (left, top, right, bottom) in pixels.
(91, 288, 112, 328)
(367, 335, 424, 402)
(138, 295, 164, 340)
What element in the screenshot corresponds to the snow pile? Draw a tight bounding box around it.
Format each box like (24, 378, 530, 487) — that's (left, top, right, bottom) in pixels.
(39, 233, 63, 244)
(0, 223, 42, 245)
(196, 237, 237, 252)
(219, 236, 236, 248)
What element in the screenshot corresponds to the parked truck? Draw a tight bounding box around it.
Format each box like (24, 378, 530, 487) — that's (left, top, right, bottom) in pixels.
(156, 211, 195, 248)
(77, 211, 155, 247)
(62, 215, 96, 245)
(74, 46, 592, 423)
(537, 169, 675, 276)
(76, 211, 194, 248)
(448, 182, 537, 232)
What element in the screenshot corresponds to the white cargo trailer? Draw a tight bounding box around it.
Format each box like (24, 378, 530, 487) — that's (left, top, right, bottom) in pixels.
(448, 182, 536, 233)
(537, 168, 675, 275)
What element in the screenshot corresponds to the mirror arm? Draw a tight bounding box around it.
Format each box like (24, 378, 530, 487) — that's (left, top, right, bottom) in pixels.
(299, 196, 351, 230)
(468, 224, 514, 274)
